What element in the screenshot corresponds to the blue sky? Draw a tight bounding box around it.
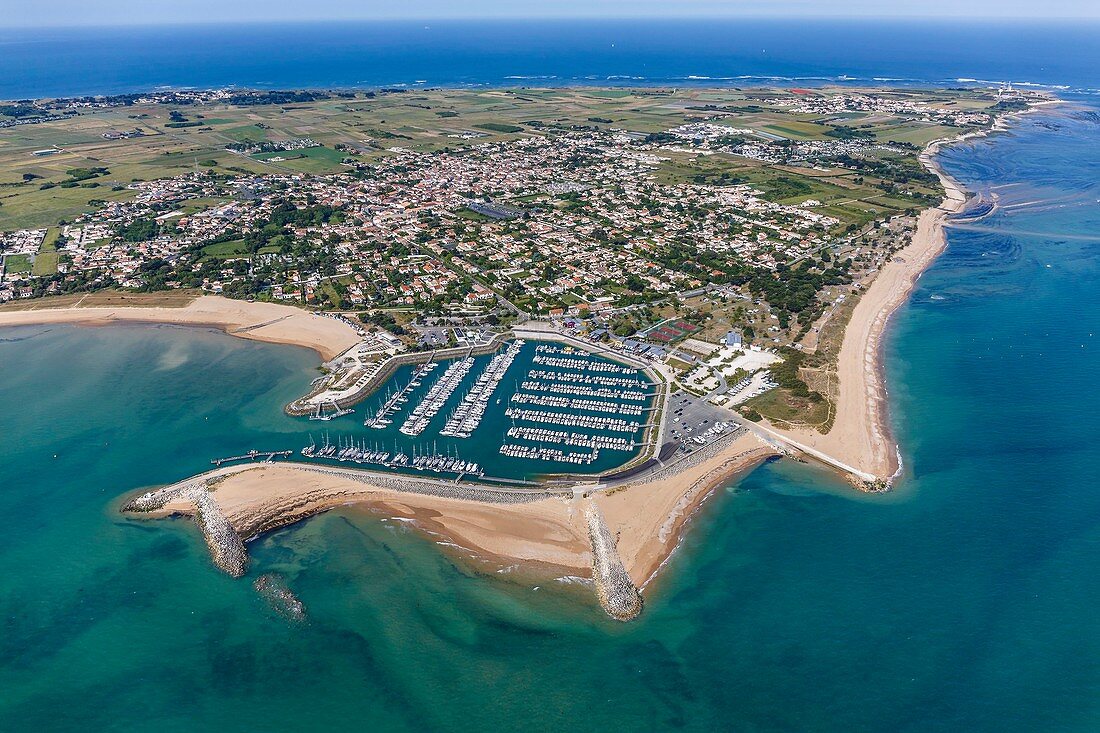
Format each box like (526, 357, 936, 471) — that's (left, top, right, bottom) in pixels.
(3, 0, 1099, 26)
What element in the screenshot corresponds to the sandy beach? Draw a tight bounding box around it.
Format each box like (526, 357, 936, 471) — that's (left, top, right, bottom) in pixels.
(0, 293, 359, 360)
(3, 290, 775, 601)
(597, 431, 777, 584)
(131, 431, 774, 588)
(186, 466, 595, 573)
(764, 103, 1063, 485)
(762, 132, 974, 483)
(10, 107, 1055, 619)
(0, 117, 1033, 488)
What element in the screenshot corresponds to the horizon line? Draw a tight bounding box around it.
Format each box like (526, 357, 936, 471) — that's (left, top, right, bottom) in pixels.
(3, 15, 1100, 30)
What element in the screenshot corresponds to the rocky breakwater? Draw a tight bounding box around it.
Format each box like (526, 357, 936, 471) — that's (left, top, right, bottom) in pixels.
(122, 463, 642, 618)
(189, 487, 249, 577)
(584, 501, 643, 621)
(120, 482, 196, 512)
(254, 574, 306, 621)
(122, 481, 248, 577)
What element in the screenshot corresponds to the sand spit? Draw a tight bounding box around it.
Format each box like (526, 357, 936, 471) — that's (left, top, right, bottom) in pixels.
(121, 432, 773, 619)
(0, 294, 359, 360)
(127, 463, 593, 573)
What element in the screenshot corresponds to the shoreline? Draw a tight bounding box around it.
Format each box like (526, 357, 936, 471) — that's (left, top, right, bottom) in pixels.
(0, 105, 1053, 489)
(0, 293, 359, 361)
(4, 99, 1059, 616)
(122, 431, 775, 617)
(597, 434, 777, 585)
(0, 116, 1009, 613)
(765, 102, 1053, 485)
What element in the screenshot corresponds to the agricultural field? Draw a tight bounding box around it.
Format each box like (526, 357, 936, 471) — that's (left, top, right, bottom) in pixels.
(0, 85, 1002, 231)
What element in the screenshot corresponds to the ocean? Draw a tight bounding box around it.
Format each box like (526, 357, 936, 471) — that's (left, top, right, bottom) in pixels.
(2, 19, 1100, 100)
(2, 20, 1100, 732)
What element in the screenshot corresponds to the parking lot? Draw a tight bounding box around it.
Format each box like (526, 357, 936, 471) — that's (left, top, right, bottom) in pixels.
(666, 391, 738, 450)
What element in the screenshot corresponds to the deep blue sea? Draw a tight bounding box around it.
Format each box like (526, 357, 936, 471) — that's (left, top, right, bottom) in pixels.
(2, 19, 1099, 99)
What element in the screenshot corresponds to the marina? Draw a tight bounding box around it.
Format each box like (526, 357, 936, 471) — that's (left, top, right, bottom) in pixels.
(503, 407, 642, 434)
(364, 360, 438, 429)
(398, 356, 474, 436)
(504, 426, 635, 452)
(499, 443, 600, 465)
(0, 27, 1089, 730)
(519, 380, 650, 402)
(440, 339, 524, 438)
(509, 392, 644, 416)
(302, 434, 483, 477)
(530, 353, 639, 375)
(308, 400, 354, 421)
(291, 338, 658, 479)
(528, 370, 642, 389)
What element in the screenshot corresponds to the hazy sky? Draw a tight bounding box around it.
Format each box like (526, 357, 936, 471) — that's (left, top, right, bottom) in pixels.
(3, 0, 1099, 26)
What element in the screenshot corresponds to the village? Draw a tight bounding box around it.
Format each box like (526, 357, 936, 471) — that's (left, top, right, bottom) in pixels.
(0, 119, 906, 324)
(2, 84, 1028, 429)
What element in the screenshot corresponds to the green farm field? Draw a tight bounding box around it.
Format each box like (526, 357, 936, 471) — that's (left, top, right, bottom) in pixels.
(0, 86, 1003, 230)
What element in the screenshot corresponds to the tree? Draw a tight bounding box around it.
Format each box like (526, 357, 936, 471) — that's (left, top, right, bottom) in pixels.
(116, 218, 159, 242)
(624, 273, 646, 292)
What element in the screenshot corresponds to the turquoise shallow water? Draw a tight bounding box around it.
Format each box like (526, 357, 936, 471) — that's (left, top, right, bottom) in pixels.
(1, 105, 1099, 731)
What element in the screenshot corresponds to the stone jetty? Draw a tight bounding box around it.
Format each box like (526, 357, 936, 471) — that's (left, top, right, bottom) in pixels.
(584, 502, 643, 621)
(122, 480, 248, 577)
(119, 482, 196, 512)
(122, 462, 653, 620)
(188, 487, 249, 577)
